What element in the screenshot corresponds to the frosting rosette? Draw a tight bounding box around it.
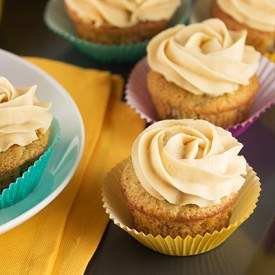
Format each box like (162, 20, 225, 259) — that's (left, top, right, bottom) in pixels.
(131, 119, 247, 207)
(147, 18, 259, 96)
(64, 0, 180, 28)
(217, 0, 275, 32)
(0, 77, 52, 152)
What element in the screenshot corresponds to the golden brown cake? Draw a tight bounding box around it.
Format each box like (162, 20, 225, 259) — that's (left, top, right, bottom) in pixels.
(64, 0, 181, 44)
(147, 71, 259, 128)
(121, 158, 237, 238)
(211, 0, 275, 53)
(0, 130, 50, 192)
(120, 119, 248, 238)
(0, 77, 53, 193)
(65, 6, 167, 44)
(147, 19, 260, 128)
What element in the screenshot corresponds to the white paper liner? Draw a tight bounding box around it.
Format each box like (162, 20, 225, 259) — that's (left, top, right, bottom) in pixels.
(102, 159, 261, 256)
(125, 55, 275, 137)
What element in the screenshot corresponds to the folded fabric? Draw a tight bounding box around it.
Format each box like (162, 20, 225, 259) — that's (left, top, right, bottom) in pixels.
(264, 52, 275, 63)
(0, 58, 145, 274)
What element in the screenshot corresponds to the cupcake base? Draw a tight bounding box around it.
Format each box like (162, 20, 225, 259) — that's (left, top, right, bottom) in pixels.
(120, 158, 237, 239)
(102, 159, 261, 256)
(65, 3, 168, 44)
(0, 118, 60, 209)
(147, 70, 259, 129)
(211, 0, 275, 53)
(0, 130, 50, 193)
(0, 157, 39, 192)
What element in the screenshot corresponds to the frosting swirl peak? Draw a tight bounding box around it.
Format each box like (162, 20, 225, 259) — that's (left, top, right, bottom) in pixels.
(0, 77, 52, 152)
(147, 19, 259, 96)
(131, 119, 247, 207)
(217, 0, 275, 32)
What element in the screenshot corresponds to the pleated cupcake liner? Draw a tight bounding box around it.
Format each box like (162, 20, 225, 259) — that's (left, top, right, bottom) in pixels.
(44, 0, 192, 64)
(102, 159, 261, 256)
(0, 118, 61, 209)
(125, 55, 275, 137)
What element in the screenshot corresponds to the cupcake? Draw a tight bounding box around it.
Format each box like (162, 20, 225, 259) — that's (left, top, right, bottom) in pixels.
(211, 0, 275, 54)
(64, 0, 181, 44)
(0, 77, 52, 193)
(120, 119, 247, 238)
(147, 19, 260, 129)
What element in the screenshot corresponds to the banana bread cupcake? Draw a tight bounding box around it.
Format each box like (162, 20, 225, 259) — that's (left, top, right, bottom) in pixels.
(64, 0, 181, 44)
(211, 0, 275, 54)
(120, 119, 248, 238)
(0, 77, 52, 193)
(147, 19, 260, 128)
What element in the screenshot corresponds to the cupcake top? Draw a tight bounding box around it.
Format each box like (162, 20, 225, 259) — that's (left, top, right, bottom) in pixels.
(65, 0, 180, 28)
(0, 77, 52, 152)
(217, 0, 275, 32)
(131, 119, 247, 207)
(147, 18, 259, 96)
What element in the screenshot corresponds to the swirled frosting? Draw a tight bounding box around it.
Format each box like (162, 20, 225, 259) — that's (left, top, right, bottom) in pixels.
(217, 0, 275, 32)
(131, 119, 247, 207)
(0, 77, 52, 152)
(147, 19, 259, 96)
(65, 0, 180, 28)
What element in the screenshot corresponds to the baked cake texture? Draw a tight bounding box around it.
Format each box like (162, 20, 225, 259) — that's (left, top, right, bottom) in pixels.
(64, 0, 180, 44)
(120, 119, 247, 238)
(147, 19, 260, 128)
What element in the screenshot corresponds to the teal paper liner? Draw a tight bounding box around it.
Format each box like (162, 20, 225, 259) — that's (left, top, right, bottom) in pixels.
(44, 0, 192, 64)
(0, 118, 61, 209)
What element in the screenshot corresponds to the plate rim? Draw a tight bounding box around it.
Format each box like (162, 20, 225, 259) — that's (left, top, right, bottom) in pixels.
(0, 48, 85, 234)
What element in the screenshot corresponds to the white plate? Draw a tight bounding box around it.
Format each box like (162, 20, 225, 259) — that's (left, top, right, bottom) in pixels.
(0, 48, 85, 234)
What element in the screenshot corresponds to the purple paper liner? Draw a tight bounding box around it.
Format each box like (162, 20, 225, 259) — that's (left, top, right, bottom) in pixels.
(125, 55, 275, 137)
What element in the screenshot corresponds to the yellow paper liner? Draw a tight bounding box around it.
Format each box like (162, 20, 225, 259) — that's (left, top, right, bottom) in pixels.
(102, 159, 261, 256)
(264, 52, 275, 63)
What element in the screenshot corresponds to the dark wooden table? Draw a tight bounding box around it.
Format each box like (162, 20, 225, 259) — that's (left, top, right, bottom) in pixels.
(1, 1, 275, 274)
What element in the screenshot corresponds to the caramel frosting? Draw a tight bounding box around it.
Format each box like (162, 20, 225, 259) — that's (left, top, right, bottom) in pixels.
(65, 0, 180, 28)
(217, 0, 275, 32)
(0, 77, 52, 152)
(131, 119, 247, 207)
(147, 19, 259, 96)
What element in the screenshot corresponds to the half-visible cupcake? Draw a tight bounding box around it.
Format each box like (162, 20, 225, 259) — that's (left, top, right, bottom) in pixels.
(211, 0, 275, 54)
(147, 19, 260, 129)
(0, 77, 53, 193)
(64, 0, 181, 44)
(120, 119, 248, 238)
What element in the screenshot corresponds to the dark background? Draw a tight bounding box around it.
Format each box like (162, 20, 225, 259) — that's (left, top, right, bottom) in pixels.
(0, 0, 133, 79)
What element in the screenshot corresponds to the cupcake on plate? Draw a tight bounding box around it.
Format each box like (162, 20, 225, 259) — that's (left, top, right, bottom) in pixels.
(0, 77, 53, 193)
(64, 0, 181, 44)
(147, 18, 260, 128)
(120, 119, 247, 238)
(211, 0, 275, 54)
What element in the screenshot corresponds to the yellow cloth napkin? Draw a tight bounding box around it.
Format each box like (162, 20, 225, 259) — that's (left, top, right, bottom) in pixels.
(0, 58, 145, 274)
(264, 52, 275, 63)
